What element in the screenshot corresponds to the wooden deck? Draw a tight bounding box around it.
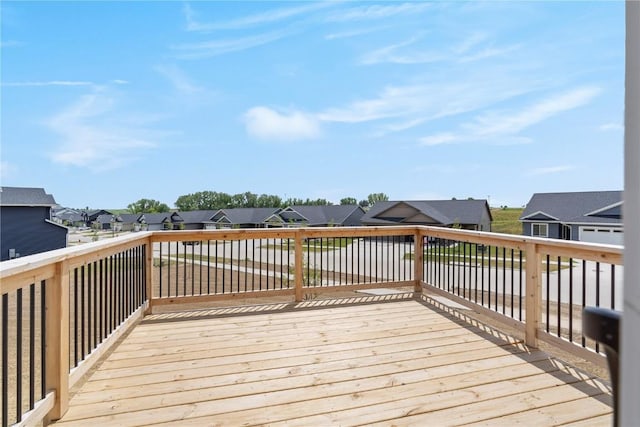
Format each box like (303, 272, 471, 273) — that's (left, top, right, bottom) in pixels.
(53, 295, 612, 426)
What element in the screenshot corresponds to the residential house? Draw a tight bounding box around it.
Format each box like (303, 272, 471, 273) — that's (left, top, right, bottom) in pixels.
(141, 213, 172, 231)
(172, 210, 218, 230)
(361, 200, 492, 231)
(119, 213, 146, 231)
(211, 208, 281, 229)
(265, 205, 366, 228)
(0, 186, 68, 261)
(520, 191, 623, 245)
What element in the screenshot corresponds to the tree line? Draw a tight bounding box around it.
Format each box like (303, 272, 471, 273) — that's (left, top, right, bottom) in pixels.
(127, 192, 389, 213)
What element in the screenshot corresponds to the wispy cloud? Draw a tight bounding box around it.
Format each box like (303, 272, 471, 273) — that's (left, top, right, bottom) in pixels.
(2, 80, 94, 87)
(599, 122, 623, 132)
(184, 2, 331, 32)
(360, 32, 519, 66)
(528, 165, 576, 176)
(47, 92, 160, 171)
(359, 35, 447, 65)
(244, 107, 320, 142)
(466, 87, 601, 137)
(171, 30, 290, 59)
(324, 26, 387, 40)
(0, 40, 24, 48)
(155, 64, 204, 95)
(326, 3, 432, 22)
(318, 78, 532, 125)
(420, 86, 601, 146)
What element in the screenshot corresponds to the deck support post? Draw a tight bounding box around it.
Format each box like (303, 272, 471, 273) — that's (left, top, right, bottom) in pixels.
(44, 260, 70, 424)
(414, 229, 424, 294)
(524, 242, 541, 347)
(294, 230, 304, 302)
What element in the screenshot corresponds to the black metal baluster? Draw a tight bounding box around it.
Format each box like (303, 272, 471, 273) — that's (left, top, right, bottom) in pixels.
(40, 281, 46, 400)
(569, 258, 574, 342)
(545, 255, 550, 333)
(74, 268, 79, 366)
(557, 256, 562, 337)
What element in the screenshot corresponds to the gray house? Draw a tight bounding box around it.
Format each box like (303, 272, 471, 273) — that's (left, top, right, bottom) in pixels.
(361, 200, 492, 231)
(520, 191, 623, 244)
(211, 208, 281, 229)
(266, 205, 366, 228)
(0, 186, 68, 261)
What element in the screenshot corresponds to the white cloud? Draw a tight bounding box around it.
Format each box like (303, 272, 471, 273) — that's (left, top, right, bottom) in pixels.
(171, 30, 289, 59)
(155, 64, 204, 95)
(420, 133, 457, 146)
(326, 3, 432, 22)
(184, 2, 331, 31)
(244, 107, 320, 142)
(420, 86, 601, 146)
(0, 40, 24, 48)
(111, 79, 129, 85)
(528, 165, 575, 176)
(324, 27, 386, 40)
(467, 87, 601, 137)
(360, 32, 519, 66)
(359, 35, 447, 65)
(599, 122, 623, 132)
(318, 79, 530, 125)
(47, 93, 158, 171)
(2, 80, 94, 87)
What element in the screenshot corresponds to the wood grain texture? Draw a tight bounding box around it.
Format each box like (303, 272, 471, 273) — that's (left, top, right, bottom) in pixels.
(53, 299, 612, 426)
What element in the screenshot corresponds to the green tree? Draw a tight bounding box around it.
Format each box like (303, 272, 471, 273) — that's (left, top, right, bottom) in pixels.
(367, 193, 389, 206)
(340, 197, 358, 205)
(127, 198, 170, 213)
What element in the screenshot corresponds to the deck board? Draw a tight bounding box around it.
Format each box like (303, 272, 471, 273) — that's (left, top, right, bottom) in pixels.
(54, 298, 612, 426)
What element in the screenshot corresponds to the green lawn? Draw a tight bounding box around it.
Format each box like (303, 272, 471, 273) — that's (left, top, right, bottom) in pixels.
(490, 207, 524, 235)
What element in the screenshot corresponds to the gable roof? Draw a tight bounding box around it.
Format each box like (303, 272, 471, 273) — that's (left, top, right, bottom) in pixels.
(140, 213, 170, 225)
(176, 210, 218, 224)
(213, 208, 281, 225)
(520, 191, 623, 224)
(0, 186, 57, 207)
(362, 200, 491, 226)
(282, 205, 364, 226)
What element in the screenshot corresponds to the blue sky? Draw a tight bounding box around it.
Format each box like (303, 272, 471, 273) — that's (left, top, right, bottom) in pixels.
(1, 1, 625, 209)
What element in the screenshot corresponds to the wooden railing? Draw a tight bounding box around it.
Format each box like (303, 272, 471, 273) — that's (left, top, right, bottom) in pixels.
(0, 226, 622, 426)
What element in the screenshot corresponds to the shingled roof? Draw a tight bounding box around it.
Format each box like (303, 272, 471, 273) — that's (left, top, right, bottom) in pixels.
(0, 186, 57, 206)
(520, 191, 622, 225)
(362, 200, 491, 226)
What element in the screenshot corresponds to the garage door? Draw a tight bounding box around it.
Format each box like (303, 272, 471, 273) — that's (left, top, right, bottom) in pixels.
(579, 227, 624, 245)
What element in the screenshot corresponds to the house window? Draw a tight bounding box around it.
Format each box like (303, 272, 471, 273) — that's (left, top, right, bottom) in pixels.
(532, 223, 548, 237)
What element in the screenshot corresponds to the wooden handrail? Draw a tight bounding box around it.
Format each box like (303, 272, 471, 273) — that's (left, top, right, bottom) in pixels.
(0, 225, 623, 426)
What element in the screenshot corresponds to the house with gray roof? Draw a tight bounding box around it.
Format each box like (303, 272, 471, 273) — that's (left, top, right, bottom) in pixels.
(361, 200, 492, 231)
(266, 205, 365, 228)
(0, 186, 68, 261)
(140, 213, 172, 231)
(173, 210, 218, 229)
(520, 191, 623, 245)
(211, 208, 281, 228)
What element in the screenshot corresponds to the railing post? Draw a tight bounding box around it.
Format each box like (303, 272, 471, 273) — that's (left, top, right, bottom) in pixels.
(525, 242, 541, 347)
(294, 230, 304, 302)
(145, 236, 153, 315)
(414, 228, 424, 294)
(44, 260, 70, 424)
